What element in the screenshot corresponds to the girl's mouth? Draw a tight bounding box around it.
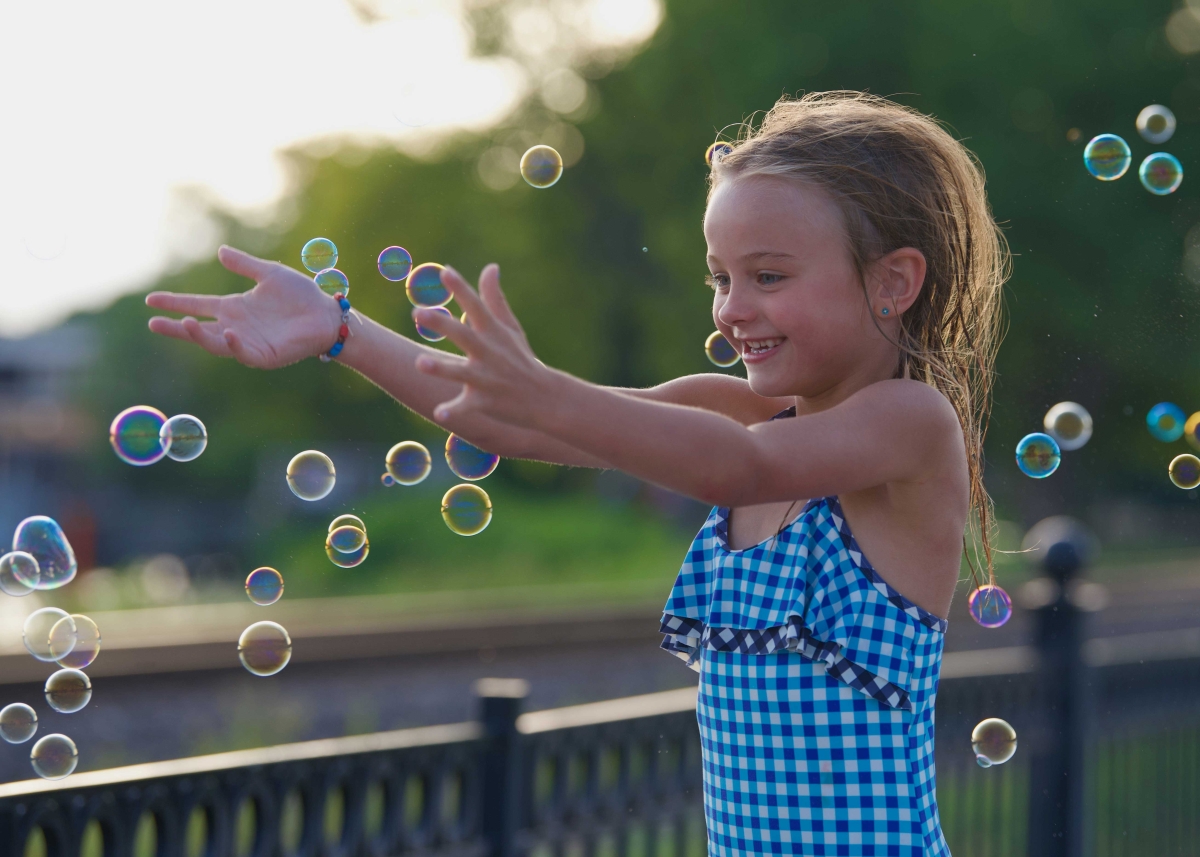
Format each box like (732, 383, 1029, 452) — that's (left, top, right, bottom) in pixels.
(740, 337, 784, 364)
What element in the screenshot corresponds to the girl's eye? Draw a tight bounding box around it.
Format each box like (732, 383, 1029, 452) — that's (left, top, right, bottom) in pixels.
(705, 274, 730, 291)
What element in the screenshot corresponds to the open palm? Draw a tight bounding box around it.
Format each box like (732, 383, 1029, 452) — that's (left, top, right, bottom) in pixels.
(146, 246, 340, 369)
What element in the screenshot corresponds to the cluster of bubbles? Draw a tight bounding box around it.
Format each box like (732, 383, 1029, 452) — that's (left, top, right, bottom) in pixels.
(1015, 401, 1093, 480)
(0, 517, 95, 779)
(109, 407, 208, 467)
(1143, 401, 1200, 489)
(326, 514, 369, 568)
(378, 436, 495, 536)
(1083, 105, 1183, 195)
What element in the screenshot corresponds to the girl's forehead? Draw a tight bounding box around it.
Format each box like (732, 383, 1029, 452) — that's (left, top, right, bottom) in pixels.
(704, 174, 846, 256)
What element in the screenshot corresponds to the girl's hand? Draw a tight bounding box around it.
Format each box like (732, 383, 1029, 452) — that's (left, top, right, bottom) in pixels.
(413, 264, 561, 429)
(145, 246, 341, 369)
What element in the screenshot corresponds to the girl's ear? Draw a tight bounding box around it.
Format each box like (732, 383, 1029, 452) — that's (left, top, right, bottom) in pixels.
(871, 247, 927, 316)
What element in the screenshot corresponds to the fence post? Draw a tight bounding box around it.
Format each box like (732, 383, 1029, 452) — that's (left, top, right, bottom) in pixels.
(1022, 517, 1095, 857)
(476, 678, 529, 857)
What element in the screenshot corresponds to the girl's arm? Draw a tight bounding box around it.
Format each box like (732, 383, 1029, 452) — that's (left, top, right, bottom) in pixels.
(414, 268, 963, 507)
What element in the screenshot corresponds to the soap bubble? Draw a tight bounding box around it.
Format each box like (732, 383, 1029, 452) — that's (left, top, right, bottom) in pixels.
(44, 669, 91, 714)
(442, 484, 493, 536)
(315, 268, 350, 297)
(416, 306, 453, 342)
(381, 472, 396, 487)
(971, 718, 1017, 766)
(328, 525, 367, 553)
(1147, 402, 1186, 442)
(378, 246, 413, 281)
(0, 703, 37, 744)
(521, 145, 563, 188)
(238, 621, 292, 677)
(445, 434, 499, 481)
(1169, 454, 1200, 489)
(13, 516, 77, 590)
(286, 451, 336, 501)
(325, 536, 369, 568)
(1042, 402, 1092, 451)
(301, 237, 337, 274)
(24, 608, 74, 662)
(328, 514, 366, 534)
(704, 142, 733, 166)
(162, 414, 207, 462)
(245, 567, 284, 606)
(54, 615, 100, 670)
(110, 405, 171, 466)
(1015, 433, 1061, 479)
(968, 585, 1013, 628)
(1139, 153, 1183, 196)
(30, 733, 77, 779)
(0, 551, 39, 596)
(1137, 105, 1176, 144)
(406, 263, 450, 308)
(704, 331, 740, 367)
(1083, 134, 1131, 181)
(386, 441, 432, 486)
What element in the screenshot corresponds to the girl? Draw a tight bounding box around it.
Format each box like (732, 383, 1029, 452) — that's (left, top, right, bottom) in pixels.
(148, 90, 1006, 855)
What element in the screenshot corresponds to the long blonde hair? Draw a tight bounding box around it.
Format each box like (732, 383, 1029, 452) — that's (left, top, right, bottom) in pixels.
(710, 91, 1009, 580)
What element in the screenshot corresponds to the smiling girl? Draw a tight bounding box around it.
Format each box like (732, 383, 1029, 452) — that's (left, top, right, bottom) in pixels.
(148, 91, 1006, 854)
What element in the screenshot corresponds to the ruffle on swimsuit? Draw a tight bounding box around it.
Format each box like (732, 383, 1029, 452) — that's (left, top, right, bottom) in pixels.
(660, 495, 948, 713)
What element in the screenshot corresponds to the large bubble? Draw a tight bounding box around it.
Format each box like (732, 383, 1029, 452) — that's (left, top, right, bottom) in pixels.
(162, 414, 207, 462)
(442, 484, 493, 536)
(406, 263, 450, 308)
(13, 516, 77, 590)
(704, 331, 740, 368)
(286, 450, 336, 501)
(23, 608, 75, 662)
(445, 434, 499, 481)
(45, 669, 92, 714)
(1042, 402, 1092, 451)
(1083, 134, 1131, 181)
(971, 718, 1017, 767)
(109, 405, 171, 466)
(386, 441, 432, 486)
(520, 145, 564, 188)
(31, 733, 78, 780)
(301, 237, 337, 274)
(245, 567, 284, 606)
(0, 703, 37, 744)
(0, 551, 39, 597)
(1015, 433, 1061, 479)
(377, 246, 413, 282)
(238, 621, 293, 677)
(1147, 402, 1186, 442)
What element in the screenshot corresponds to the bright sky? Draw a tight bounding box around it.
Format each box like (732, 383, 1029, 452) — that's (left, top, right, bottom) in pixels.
(0, 0, 660, 337)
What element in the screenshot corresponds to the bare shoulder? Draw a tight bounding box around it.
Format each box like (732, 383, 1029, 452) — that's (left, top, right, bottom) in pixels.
(625, 373, 791, 426)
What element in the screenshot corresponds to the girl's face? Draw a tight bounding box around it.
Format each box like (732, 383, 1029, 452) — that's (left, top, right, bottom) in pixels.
(704, 174, 895, 402)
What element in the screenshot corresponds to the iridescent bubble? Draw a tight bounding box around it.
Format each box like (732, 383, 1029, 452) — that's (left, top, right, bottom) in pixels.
(23, 608, 74, 662)
(13, 516, 77, 590)
(386, 441, 432, 486)
(0, 551, 39, 597)
(1137, 105, 1176, 144)
(1169, 454, 1200, 490)
(445, 434, 499, 481)
(1042, 402, 1092, 452)
(286, 451, 336, 501)
(968, 585, 1013, 629)
(1147, 402, 1186, 442)
(381, 472, 396, 487)
(44, 669, 91, 714)
(1083, 134, 1131, 181)
(301, 237, 338, 274)
(0, 703, 37, 744)
(1139, 153, 1183, 196)
(315, 268, 350, 297)
(377, 246, 413, 282)
(109, 405, 171, 466)
(325, 536, 369, 568)
(406, 263, 450, 308)
(54, 615, 100, 670)
(238, 621, 292, 677)
(520, 145, 564, 188)
(328, 525, 367, 553)
(704, 142, 733, 166)
(245, 567, 284, 606)
(704, 331, 740, 368)
(971, 718, 1017, 766)
(1015, 432, 1061, 479)
(328, 514, 366, 534)
(1186, 412, 1200, 452)
(441, 484, 493, 536)
(31, 733, 78, 779)
(162, 414, 207, 462)
(417, 306, 453, 342)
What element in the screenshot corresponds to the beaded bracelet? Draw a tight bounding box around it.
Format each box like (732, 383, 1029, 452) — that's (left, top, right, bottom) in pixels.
(319, 292, 351, 363)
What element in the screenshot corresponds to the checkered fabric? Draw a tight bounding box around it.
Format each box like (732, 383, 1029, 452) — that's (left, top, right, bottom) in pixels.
(661, 496, 949, 855)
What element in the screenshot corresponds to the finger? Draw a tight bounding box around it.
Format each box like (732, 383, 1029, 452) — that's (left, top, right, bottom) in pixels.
(413, 306, 482, 353)
(440, 266, 492, 327)
(478, 264, 522, 332)
(415, 352, 475, 384)
(145, 291, 222, 317)
(218, 245, 278, 281)
(182, 317, 234, 357)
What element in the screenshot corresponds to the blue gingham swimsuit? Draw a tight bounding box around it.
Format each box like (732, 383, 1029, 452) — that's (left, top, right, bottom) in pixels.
(661, 475, 950, 854)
